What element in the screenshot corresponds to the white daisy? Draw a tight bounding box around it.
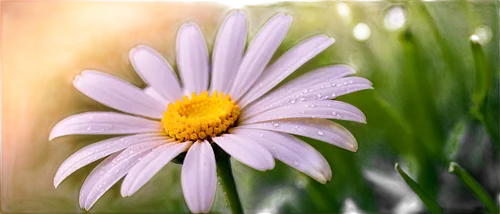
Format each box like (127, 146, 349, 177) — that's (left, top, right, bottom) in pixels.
(50, 11, 373, 213)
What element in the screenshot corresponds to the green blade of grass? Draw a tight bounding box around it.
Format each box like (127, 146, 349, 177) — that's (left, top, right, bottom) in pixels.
(448, 162, 499, 213)
(395, 163, 443, 213)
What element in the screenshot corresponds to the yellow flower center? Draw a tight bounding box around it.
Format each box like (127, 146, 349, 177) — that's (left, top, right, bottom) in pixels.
(162, 91, 240, 141)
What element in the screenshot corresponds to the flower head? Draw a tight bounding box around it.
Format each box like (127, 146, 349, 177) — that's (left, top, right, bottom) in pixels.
(50, 10, 372, 213)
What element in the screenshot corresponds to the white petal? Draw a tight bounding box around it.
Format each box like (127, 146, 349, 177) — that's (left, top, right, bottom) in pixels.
(49, 112, 163, 140)
(181, 140, 216, 213)
(211, 10, 247, 93)
(121, 141, 192, 197)
(239, 35, 335, 107)
(176, 23, 209, 94)
(130, 45, 183, 103)
(80, 141, 163, 210)
(229, 13, 292, 100)
(241, 100, 366, 125)
(242, 65, 357, 118)
(73, 70, 165, 119)
(143, 86, 169, 106)
(230, 128, 331, 183)
(54, 133, 170, 188)
(212, 134, 274, 171)
(238, 118, 358, 151)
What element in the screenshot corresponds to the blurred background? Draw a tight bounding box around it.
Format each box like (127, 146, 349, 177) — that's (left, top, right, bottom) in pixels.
(1, 1, 498, 213)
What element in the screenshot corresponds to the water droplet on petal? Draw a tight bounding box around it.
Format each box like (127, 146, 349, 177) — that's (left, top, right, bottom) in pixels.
(273, 122, 280, 127)
(331, 83, 336, 87)
(86, 126, 92, 131)
(316, 94, 322, 98)
(289, 99, 296, 104)
(303, 89, 309, 93)
(332, 111, 337, 115)
(317, 130, 324, 136)
(310, 104, 316, 107)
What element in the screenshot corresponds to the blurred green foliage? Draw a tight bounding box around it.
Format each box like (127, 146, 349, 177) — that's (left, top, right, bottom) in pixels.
(3, 1, 498, 213)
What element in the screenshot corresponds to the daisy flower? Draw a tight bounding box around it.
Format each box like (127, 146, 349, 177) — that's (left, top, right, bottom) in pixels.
(50, 11, 372, 213)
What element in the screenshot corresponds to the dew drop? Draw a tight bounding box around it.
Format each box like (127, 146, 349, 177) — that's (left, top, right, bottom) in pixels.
(303, 89, 309, 93)
(331, 83, 336, 87)
(300, 110, 306, 114)
(86, 126, 92, 131)
(273, 122, 280, 127)
(299, 97, 306, 101)
(332, 111, 337, 115)
(316, 94, 322, 98)
(317, 130, 324, 136)
(289, 99, 296, 104)
(310, 104, 316, 108)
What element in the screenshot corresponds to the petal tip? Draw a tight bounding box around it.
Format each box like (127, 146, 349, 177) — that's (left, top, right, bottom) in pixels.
(48, 132, 57, 141)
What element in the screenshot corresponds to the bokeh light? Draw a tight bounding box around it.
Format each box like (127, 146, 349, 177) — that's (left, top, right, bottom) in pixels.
(336, 2, 351, 17)
(382, 5, 407, 31)
(353, 23, 371, 41)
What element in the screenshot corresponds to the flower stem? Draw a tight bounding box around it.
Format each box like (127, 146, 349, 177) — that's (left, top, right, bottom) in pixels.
(215, 146, 244, 214)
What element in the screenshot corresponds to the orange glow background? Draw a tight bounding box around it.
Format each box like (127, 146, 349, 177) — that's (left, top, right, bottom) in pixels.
(1, 2, 233, 212)
(2, 2, 312, 212)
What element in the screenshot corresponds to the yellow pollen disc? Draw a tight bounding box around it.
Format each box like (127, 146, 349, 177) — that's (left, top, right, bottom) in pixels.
(162, 91, 241, 141)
